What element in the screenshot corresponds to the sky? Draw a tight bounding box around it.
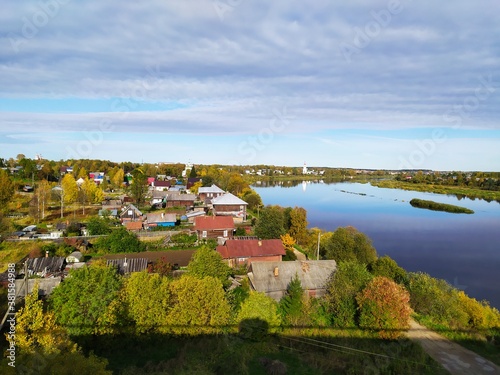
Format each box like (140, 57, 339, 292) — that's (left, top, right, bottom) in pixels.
(1, 1, 499, 170)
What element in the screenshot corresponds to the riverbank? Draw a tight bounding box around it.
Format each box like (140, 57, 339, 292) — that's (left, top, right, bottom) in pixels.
(371, 180, 500, 202)
(409, 198, 474, 214)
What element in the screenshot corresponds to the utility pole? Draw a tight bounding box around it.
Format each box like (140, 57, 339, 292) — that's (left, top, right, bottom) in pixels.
(317, 232, 320, 260)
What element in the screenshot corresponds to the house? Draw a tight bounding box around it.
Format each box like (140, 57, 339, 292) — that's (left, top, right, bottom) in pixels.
(150, 191, 169, 207)
(120, 204, 143, 222)
(107, 257, 149, 275)
(24, 256, 66, 278)
(98, 208, 119, 218)
(152, 180, 171, 191)
(211, 193, 248, 222)
(146, 212, 177, 228)
(89, 172, 105, 184)
(216, 238, 286, 267)
(102, 198, 123, 210)
(165, 192, 196, 208)
(194, 216, 235, 240)
(125, 221, 143, 231)
(198, 184, 225, 203)
(247, 260, 337, 301)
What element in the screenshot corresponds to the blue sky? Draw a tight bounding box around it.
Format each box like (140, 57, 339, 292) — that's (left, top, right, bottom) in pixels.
(1, 1, 499, 170)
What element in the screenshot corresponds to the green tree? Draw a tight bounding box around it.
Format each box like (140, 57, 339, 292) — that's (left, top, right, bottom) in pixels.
(86, 216, 112, 235)
(187, 245, 232, 288)
(237, 291, 281, 337)
(254, 205, 285, 239)
(61, 173, 78, 204)
(129, 168, 148, 205)
(189, 165, 197, 178)
(326, 261, 373, 327)
(165, 275, 231, 335)
(95, 226, 145, 253)
(241, 188, 263, 210)
(323, 226, 377, 265)
(49, 264, 123, 335)
(356, 276, 412, 339)
(13, 283, 77, 355)
(123, 271, 172, 333)
(369, 256, 408, 285)
(278, 274, 304, 326)
(288, 207, 308, 245)
(0, 169, 15, 209)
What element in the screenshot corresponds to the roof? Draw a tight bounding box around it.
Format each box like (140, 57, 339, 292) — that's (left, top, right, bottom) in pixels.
(125, 221, 143, 230)
(211, 192, 248, 206)
(167, 193, 196, 201)
(152, 191, 169, 199)
(120, 204, 143, 217)
(194, 216, 235, 231)
(198, 184, 225, 194)
(107, 258, 149, 274)
(217, 239, 285, 259)
(25, 257, 66, 275)
(146, 212, 177, 223)
(153, 180, 171, 187)
(248, 260, 337, 294)
(66, 251, 83, 262)
(186, 210, 206, 218)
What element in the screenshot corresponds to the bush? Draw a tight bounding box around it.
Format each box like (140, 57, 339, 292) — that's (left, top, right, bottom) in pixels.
(326, 261, 373, 327)
(95, 226, 145, 254)
(369, 256, 408, 285)
(323, 226, 377, 265)
(356, 276, 412, 339)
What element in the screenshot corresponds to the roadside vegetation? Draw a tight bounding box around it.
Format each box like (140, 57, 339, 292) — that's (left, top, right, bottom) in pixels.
(409, 198, 474, 214)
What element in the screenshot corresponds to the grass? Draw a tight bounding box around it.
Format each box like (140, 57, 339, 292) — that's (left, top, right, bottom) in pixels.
(0, 241, 38, 272)
(371, 180, 500, 202)
(409, 198, 474, 214)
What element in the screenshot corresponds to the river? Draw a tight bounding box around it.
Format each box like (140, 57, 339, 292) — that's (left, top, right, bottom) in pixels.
(253, 180, 500, 309)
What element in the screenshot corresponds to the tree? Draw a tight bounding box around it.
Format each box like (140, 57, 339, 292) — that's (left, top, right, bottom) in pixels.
(369, 256, 408, 285)
(254, 205, 285, 239)
(111, 168, 124, 189)
(95, 226, 145, 253)
(165, 275, 231, 335)
(86, 216, 112, 235)
(81, 178, 104, 204)
(189, 165, 197, 178)
(356, 276, 412, 339)
(49, 264, 123, 335)
(326, 261, 373, 327)
(288, 207, 308, 245)
(241, 189, 263, 210)
(0, 169, 15, 209)
(123, 271, 172, 333)
(278, 274, 304, 326)
(36, 180, 52, 219)
(190, 180, 203, 195)
(323, 226, 377, 265)
(187, 245, 232, 288)
(61, 174, 78, 204)
(14, 283, 77, 355)
(237, 292, 281, 337)
(129, 168, 148, 205)
(226, 173, 248, 196)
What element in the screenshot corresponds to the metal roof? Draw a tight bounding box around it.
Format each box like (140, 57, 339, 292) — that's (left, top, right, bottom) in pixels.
(198, 184, 225, 194)
(211, 192, 248, 206)
(248, 260, 337, 294)
(107, 258, 149, 274)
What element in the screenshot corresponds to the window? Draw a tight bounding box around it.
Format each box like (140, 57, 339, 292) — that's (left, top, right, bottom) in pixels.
(202, 231, 207, 238)
(223, 230, 228, 237)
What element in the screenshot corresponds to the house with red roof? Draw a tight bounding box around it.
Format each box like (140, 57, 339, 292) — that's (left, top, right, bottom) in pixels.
(216, 238, 286, 267)
(194, 216, 235, 240)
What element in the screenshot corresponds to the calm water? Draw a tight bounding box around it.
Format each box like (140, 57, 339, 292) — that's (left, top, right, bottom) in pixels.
(253, 181, 500, 308)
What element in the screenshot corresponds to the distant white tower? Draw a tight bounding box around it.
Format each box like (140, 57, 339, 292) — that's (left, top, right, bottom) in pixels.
(302, 162, 308, 175)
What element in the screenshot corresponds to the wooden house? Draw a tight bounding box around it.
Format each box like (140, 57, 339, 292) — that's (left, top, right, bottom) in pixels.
(216, 238, 285, 267)
(247, 260, 337, 301)
(211, 193, 248, 222)
(194, 216, 235, 240)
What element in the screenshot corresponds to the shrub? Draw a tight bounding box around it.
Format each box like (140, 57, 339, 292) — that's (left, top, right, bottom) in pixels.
(356, 276, 412, 339)
(326, 261, 373, 327)
(369, 256, 408, 285)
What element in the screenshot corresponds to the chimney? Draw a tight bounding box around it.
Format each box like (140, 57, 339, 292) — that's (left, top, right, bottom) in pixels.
(161, 212, 164, 219)
(45, 251, 49, 258)
(258, 240, 262, 246)
(273, 266, 279, 277)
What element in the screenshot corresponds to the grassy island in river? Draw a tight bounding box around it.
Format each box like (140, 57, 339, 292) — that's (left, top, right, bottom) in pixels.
(409, 198, 474, 214)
